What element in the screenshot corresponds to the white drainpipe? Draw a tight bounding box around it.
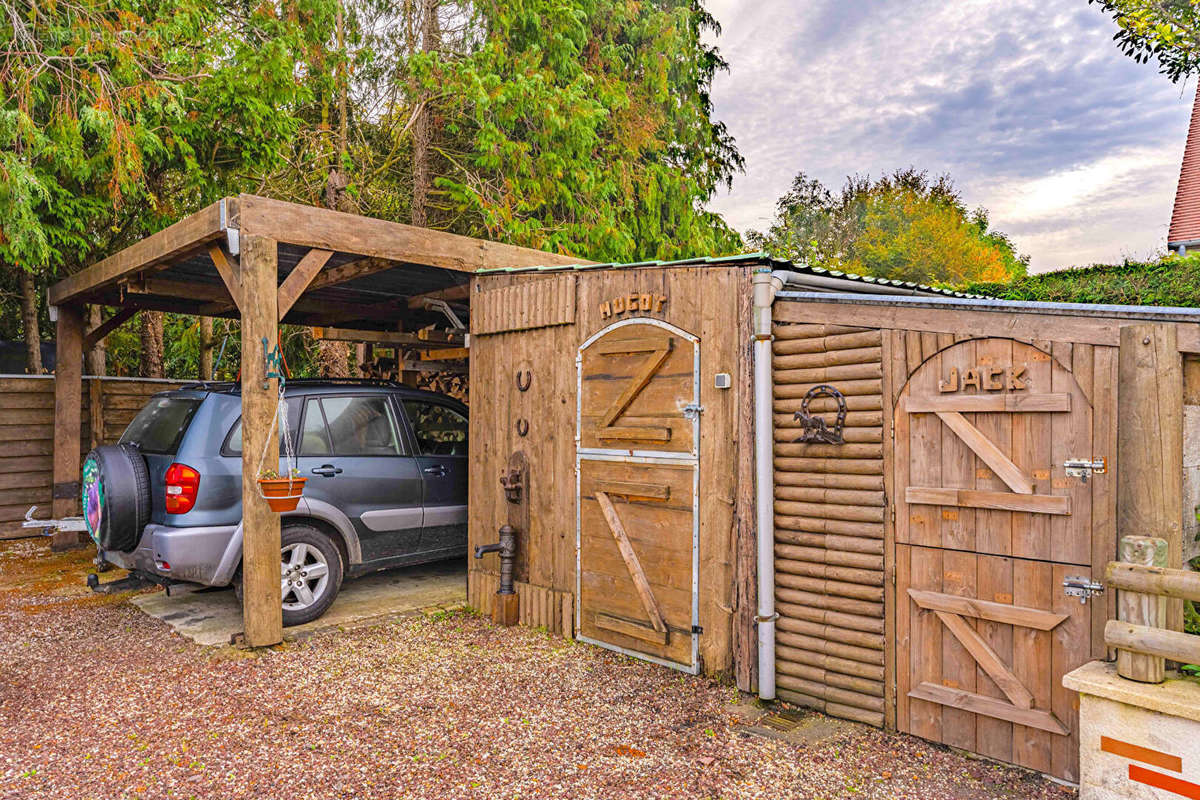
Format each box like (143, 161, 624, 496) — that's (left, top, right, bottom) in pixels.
(752, 269, 784, 700)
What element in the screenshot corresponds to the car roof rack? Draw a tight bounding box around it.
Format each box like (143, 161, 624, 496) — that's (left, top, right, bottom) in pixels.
(176, 377, 407, 393)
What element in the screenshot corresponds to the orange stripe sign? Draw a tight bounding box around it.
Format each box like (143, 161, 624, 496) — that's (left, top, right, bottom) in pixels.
(1101, 736, 1199, 799)
(1101, 736, 1183, 772)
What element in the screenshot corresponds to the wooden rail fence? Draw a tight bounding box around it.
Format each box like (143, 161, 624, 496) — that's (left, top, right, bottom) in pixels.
(1105, 534, 1200, 682)
(0, 375, 183, 533)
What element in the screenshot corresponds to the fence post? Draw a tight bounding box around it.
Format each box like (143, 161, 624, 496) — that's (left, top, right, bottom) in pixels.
(1117, 324, 1184, 634)
(1116, 535, 1169, 683)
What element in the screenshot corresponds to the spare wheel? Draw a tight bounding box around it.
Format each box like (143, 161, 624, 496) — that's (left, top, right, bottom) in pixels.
(82, 444, 152, 552)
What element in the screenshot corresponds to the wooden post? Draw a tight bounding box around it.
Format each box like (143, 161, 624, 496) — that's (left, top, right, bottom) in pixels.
(1115, 535, 1168, 682)
(1117, 324, 1184, 633)
(88, 379, 103, 450)
(239, 234, 282, 647)
(51, 304, 85, 525)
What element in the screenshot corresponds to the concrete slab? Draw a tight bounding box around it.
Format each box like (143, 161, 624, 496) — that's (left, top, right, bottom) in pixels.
(131, 558, 466, 646)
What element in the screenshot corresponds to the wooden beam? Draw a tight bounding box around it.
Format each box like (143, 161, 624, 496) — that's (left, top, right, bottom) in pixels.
(905, 486, 1070, 515)
(238, 193, 590, 271)
(312, 326, 464, 348)
(52, 305, 85, 520)
(907, 588, 1068, 630)
(83, 307, 138, 350)
(1106, 560, 1200, 601)
(1118, 324, 1184, 633)
(595, 491, 668, 634)
(49, 198, 232, 306)
(407, 283, 470, 309)
(239, 234, 282, 647)
(208, 244, 242, 309)
(934, 610, 1034, 708)
(906, 394, 1071, 413)
(773, 300, 1200, 354)
(934, 410, 1033, 494)
(306, 256, 395, 292)
(1106, 620, 1200, 667)
(907, 682, 1068, 736)
(277, 249, 333, 320)
(417, 348, 469, 361)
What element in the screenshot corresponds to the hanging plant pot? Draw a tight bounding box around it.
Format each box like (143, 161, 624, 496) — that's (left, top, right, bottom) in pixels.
(256, 476, 307, 513)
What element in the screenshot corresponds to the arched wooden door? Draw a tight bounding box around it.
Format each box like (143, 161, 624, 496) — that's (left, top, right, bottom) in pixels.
(894, 338, 1103, 782)
(576, 319, 700, 673)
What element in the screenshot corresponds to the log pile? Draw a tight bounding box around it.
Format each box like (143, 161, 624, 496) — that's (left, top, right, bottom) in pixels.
(771, 321, 886, 726)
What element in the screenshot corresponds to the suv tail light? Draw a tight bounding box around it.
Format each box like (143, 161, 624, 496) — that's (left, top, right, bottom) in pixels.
(164, 463, 200, 514)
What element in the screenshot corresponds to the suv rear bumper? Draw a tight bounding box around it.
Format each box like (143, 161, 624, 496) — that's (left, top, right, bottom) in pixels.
(105, 523, 240, 587)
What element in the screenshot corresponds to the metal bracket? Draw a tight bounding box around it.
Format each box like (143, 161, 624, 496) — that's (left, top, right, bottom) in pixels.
(1062, 575, 1104, 604)
(1064, 457, 1106, 484)
(423, 298, 466, 332)
(262, 337, 285, 389)
(691, 625, 704, 635)
(682, 403, 704, 420)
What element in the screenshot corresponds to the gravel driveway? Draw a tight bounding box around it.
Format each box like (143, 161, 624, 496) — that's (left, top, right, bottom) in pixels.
(0, 540, 1074, 800)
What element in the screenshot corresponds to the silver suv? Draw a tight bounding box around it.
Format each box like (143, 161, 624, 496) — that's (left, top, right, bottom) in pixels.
(84, 380, 468, 625)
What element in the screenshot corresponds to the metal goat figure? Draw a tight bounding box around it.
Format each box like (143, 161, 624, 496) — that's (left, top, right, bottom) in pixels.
(793, 384, 846, 445)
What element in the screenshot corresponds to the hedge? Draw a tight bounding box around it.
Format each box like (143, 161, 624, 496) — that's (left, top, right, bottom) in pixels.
(961, 255, 1200, 308)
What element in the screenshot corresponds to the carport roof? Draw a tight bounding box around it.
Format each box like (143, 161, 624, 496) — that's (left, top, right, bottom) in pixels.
(48, 194, 590, 332)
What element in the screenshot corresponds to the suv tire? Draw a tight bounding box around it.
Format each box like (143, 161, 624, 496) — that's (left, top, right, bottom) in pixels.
(236, 524, 344, 627)
(81, 444, 152, 552)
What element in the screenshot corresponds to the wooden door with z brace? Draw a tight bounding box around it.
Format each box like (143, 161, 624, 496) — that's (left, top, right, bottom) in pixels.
(576, 319, 700, 673)
(894, 338, 1100, 782)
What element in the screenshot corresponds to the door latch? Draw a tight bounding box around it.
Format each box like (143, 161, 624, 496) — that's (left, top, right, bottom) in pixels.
(682, 403, 704, 420)
(1064, 457, 1106, 484)
(1062, 576, 1104, 604)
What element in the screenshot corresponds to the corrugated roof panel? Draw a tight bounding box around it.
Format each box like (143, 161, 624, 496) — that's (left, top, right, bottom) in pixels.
(475, 252, 975, 297)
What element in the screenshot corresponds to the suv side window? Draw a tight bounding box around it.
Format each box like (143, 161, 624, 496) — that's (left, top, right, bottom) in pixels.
(321, 396, 406, 456)
(222, 397, 301, 456)
(403, 401, 468, 456)
(298, 398, 333, 456)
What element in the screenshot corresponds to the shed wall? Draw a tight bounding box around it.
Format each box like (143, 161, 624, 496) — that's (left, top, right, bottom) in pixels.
(468, 265, 755, 677)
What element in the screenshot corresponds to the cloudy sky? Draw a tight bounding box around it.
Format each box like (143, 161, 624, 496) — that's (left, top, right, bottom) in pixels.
(703, 0, 1197, 272)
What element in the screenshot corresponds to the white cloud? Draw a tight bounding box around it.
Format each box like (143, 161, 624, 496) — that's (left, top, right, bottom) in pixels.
(703, 0, 1195, 272)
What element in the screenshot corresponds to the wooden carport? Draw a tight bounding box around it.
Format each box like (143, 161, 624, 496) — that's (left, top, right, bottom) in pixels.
(47, 194, 584, 646)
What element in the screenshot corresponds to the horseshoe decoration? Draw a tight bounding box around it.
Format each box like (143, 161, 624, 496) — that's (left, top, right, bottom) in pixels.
(516, 369, 532, 392)
(793, 384, 846, 445)
(515, 418, 529, 437)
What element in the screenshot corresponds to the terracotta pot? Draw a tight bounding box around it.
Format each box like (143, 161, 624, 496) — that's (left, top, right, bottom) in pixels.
(256, 476, 307, 512)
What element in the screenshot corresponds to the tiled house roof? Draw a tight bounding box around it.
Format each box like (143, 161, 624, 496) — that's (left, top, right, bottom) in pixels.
(1169, 84, 1200, 247)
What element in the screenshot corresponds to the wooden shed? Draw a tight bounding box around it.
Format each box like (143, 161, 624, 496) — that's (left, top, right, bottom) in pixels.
(466, 258, 1200, 784)
(46, 197, 1200, 784)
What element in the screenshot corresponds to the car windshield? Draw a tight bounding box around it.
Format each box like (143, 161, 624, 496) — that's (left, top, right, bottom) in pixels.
(119, 396, 202, 455)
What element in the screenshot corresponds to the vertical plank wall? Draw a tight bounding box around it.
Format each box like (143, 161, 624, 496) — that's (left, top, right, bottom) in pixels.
(468, 265, 754, 677)
(0, 376, 184, 531)
(770, 321, 888, 726)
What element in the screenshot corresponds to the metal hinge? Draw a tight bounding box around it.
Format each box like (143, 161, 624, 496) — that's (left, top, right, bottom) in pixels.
(683, 403, 704, 419)
(1064, 457, 1106, 484)
(1062, 576, 1105, 604)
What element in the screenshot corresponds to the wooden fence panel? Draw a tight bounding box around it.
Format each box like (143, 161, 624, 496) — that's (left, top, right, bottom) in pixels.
(0, 376, 184, 533)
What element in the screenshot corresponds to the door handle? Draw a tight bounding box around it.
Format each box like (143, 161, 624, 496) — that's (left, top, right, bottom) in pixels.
(311, 464, 342, 477)
(423, 465, 447, 477)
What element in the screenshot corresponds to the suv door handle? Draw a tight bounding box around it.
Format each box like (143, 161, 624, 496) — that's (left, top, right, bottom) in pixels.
(311, 464, 342, 477)
(423, 465, 447, 477)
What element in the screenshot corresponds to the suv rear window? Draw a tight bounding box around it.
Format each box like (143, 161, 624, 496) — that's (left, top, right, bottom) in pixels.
(119, 396, 202, 455)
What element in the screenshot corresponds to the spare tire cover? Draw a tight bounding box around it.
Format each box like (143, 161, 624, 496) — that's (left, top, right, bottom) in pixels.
(82, 444, 152, 552)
